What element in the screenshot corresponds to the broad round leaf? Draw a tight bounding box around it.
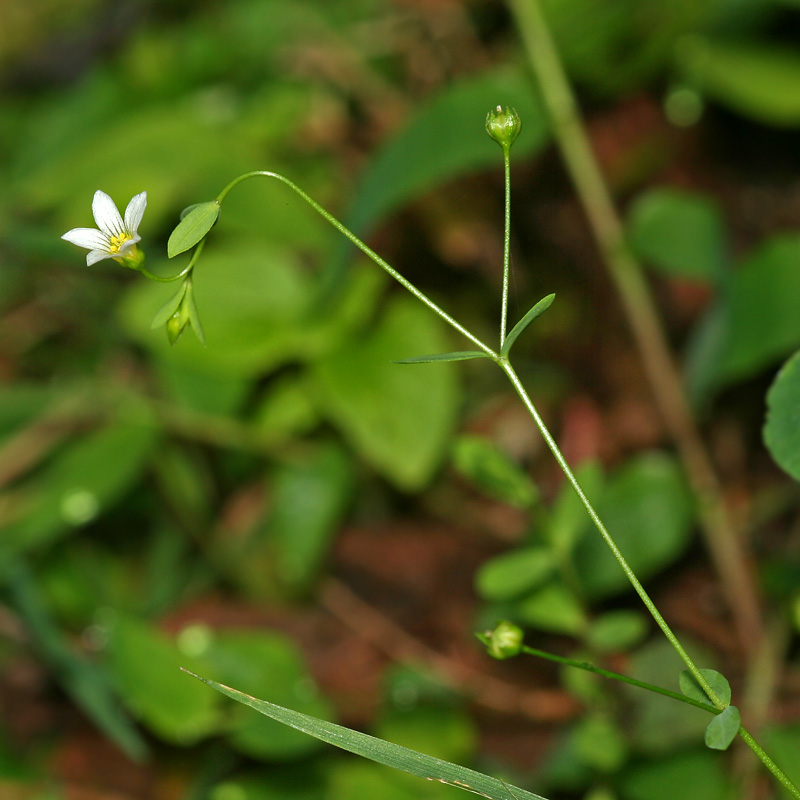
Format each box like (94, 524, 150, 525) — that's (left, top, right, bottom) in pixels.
(704, 706, 740, 751)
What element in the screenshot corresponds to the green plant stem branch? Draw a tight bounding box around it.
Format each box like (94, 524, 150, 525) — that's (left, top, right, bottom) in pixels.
(500, 146, 512, 349)
(215, 171, 497, 358)
(498, 359, 722, 703)
(499, 359, 800, 799)
(515, 643, 717, 714)
(139, 243, 202, 282)
(507, 0, 763, 656)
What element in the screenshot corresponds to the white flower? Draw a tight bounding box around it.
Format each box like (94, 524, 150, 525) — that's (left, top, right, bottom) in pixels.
(62, 190, 147, 267)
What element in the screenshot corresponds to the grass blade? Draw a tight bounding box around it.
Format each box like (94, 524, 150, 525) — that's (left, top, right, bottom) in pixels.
(184, 671, 546, 800)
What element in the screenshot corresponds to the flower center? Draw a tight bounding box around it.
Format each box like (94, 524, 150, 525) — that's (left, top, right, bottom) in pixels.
(108, 233, 132, 254)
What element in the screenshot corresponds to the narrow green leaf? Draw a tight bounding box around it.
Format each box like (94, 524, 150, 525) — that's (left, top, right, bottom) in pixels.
(167, 201, 220, 258)
(185, 671, 548, 800)
(764, 349, 800, 481)
(150, 283, 188, 329)
(501, 294, 555, 357)
(704, 706, 741, 751)
(393, 351, 494, 364)
(184, 281, 205, 346)
(679, 669, 731, 706)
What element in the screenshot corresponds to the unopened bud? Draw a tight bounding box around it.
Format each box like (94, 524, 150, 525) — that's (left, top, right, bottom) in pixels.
(485, 106, 521, 151)
(485, 620, 524, 660)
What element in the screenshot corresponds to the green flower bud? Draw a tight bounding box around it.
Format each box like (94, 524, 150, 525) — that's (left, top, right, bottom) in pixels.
(485, 620, 524, 660)
(485, 106, 521, 151)
(120, 244, 145, 272)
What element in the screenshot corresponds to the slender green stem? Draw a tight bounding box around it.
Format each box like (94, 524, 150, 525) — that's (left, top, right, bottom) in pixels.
(498, 359, 800, 798)
(500, 147, 512, 349)
(215, 171, 497, 358)
(515, 643, 717, 714)
(498, 359, 723, 707)
(507, 0, 763, 655)
(139, 242, 204, 282)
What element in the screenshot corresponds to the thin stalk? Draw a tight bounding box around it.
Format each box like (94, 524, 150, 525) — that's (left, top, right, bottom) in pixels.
(515, 643, 717, 714)
(498, 359, 723, 706)
(499, 359, 800, 798)
(507, 0, 763, 655)
(500, 146, 512, 349)
(215, 171, 497, 359)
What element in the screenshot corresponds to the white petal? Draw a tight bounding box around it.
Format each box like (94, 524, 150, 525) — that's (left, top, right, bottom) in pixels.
(124, 191, 147, 235)
(86, 249, 113, 266)
(62, 227, 110, 251)
(118, 234, 141, 253)
(92, 190, 125, 237)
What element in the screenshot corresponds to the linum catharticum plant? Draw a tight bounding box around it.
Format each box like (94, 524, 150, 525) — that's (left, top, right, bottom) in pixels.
(62, 107, 800, 800)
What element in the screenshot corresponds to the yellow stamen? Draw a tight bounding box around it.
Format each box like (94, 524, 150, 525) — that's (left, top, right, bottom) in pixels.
(108, 233, 132, 254)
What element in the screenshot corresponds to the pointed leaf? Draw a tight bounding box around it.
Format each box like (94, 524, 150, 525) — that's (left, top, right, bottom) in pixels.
(184, 282, 206, 346)
(704, 706, 741, 751)
(150, 283, 188, 330)
(167, 201, 220, 258)
(501, 294, 555, 357)
(393, 351, 494, 364)
(679, 669, 731, 707)
(185, 671, 548, 800)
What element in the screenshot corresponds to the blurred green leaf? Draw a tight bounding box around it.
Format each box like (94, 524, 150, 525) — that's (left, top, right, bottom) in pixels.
(627, 188, 726, 281)
(572, 453, 693, 599)
(342, 68, 548, 240)
(764, 349, 800, 481)
(573, 714, 628, 772)
(714, 235, 800, 384)
(168, 201, 220, 258)
(452, 435, 539, 508)
(545, 460, 603, 555)
(185, 671, 548, 800)
(475, 548, 556, 601)
(543, 0, 712, 94)
(267, 442, 354, 591)
(621, 751, 730, 800)
(0, 422, 158, 562)
(517, 580, 587, 635)
(584, 610, 648, 653)
(376, 706, 477, 767)
(6, 559, 148, 762)
(501, 294, 556, 357)
(704, 706, 740, 750)
(312, 296, 459, 490)
(679, 38, 800, 126)
(679, 669, 731, 706)
(197, 630, 333, 760)
(106, 615, 221, 744)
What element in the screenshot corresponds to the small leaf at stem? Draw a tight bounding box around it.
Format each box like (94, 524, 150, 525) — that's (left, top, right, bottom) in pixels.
(501, 294, 555, 357)
(679, 669, 731, 706)
(705, 706, 741, 750)
(168, 201, 220, 258)
(184, 281, 205, 345)
(150, 283, 188, 329)
(392, 351, 494, 364)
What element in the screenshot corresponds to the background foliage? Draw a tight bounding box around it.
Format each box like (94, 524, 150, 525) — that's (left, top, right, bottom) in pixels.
(3, 1, 800, 799)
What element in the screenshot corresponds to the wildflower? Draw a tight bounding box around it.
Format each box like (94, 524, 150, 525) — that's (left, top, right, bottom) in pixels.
(62, 190, 147, 270)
